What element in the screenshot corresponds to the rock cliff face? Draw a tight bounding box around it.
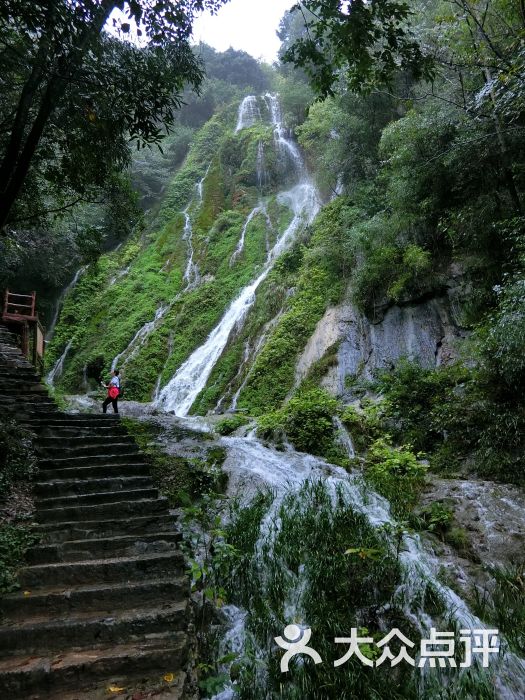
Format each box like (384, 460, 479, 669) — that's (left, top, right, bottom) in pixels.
(296, 288, 466, 398)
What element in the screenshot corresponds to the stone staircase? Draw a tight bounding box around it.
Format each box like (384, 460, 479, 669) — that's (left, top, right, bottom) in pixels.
(0, 325, 192, 699)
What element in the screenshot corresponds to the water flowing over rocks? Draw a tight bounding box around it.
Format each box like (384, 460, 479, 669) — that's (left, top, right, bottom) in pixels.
(157, 95, 320, 416)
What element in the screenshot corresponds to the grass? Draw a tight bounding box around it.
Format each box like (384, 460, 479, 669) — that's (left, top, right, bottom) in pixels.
(121, 417, 226, 506)
(219, 479, 425, 700)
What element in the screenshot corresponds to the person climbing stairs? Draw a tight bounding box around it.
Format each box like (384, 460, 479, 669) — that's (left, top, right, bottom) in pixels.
(0, 324, 192, 699)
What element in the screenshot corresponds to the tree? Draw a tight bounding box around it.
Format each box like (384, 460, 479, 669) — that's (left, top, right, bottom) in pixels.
(282, 0, 434, 95)
(0, 0, 227, 231)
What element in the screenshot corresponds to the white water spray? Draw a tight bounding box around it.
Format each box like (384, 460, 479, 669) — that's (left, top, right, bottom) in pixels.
(229, 206, 262, 266)
(46, 339, 73, 386)
(111, 304, 169, 371)
(157, 95, 319, 416)
(235, 95, 261, 131)
(214, 433, 525, 700)
(46, 267, 86, 341)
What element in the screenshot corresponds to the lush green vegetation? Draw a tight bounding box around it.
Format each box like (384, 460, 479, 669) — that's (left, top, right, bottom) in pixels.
(235, 198, 353, 414)
(471, 565, 525, 656)
(46, 96, 291, 400)
(375, 358, 525, 485)
(221, 481, 416, 699)
(121, 418, 226, 506)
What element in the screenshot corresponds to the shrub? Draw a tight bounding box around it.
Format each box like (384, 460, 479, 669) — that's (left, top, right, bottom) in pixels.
(0, 525, 38, 594)
(215, 414, 249, 436)
(257, 388, 341, 458)
(364, 437, 427, 518)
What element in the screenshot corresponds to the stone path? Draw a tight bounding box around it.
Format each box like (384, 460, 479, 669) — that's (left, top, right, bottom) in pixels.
(0, 325, 192, 699)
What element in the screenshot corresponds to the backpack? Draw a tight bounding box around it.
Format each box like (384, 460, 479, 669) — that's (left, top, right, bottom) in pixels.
(108, 385, 119, 400)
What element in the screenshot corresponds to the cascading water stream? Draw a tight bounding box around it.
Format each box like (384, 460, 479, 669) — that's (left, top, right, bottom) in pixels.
(182, 207, 200, 289)
(153, 331, 174, 401)
(333, 415, 356, 459)
(46, 266, 86, 341)
(111, 304, 168, 371)
(108, 264, 130, 286)
(227, 310, 284, 412)
(229, 206, 262, 266)
(235, 95, 261, 132)
(156, 95, 320, 416)
(46, 339, 73, 386)
(209, 431, 525, 700)
(264, 93, 304, 175)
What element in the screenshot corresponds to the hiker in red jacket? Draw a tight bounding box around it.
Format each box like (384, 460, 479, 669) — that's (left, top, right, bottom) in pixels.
(102, 369, 120, 414)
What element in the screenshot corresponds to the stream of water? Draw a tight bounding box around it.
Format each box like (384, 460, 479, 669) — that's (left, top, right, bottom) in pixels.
(207, 430, 525, 699)
(46, 266, 86, 341)
(150, 95, 525, 699)
(46, 338, 73, 386)
(156, 94, 320, 416)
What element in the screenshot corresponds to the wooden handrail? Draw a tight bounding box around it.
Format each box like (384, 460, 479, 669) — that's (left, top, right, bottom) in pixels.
(3, 289, 36, 317)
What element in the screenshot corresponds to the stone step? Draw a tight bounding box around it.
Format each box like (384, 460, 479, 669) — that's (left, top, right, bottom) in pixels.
(36, 496, 168, 524)
(22, 417, 123, 428)
(0, 600, 189, 656)
(38, 461, 152, 481)
(36, 442, 138, 460)
(38, 452, 148, 470)
(36, 442, 138, 459)
(2, 403, 60, 415)
(0, 632, 188, 699)
(36, 514, 178, 543)
(21, 413, 121, 423)
(0, 576, 189, 620)
(35, 487, 159, 510)
(0, 396, 55, 407)
(19, 550, 186, 588)
(0, 327, 190, 698)
(35, 427, 129, 439)
(35, 475, 154, 498)
(27, 531, 182, 565)
(0, 366, 38, 376)
(37, 434, 133, 448)
(0, 381, 48, 392)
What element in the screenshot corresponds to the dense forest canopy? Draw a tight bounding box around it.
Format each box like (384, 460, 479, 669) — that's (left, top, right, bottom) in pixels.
(0, 0, 226, 230)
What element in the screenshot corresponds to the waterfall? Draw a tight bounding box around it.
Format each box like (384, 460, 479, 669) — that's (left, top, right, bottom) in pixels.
(256, 141, 269, 190)
(111, 304, 169, 371)
(46, 267, 86, 341)
(235, 95, 261, 131)
(153, 331, 174, 401)
(181, 165, 210, 287)
(157, 95, 319, 416)
(182, 208, 200, 289)
(229, 206, 262, 266)
(46, 339, 73, 386)
(264, 93, 304, 174)
(227, 310, 284, 412)
(211, 432, 525, 700)
(333, 415, 355, 458)
(197, 163, 210, 203)
(157, 184, 319, 416)
(108, 264, 130, 286)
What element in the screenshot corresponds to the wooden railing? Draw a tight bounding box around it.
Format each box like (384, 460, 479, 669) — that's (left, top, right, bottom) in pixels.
(2, 289, 45, 371)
